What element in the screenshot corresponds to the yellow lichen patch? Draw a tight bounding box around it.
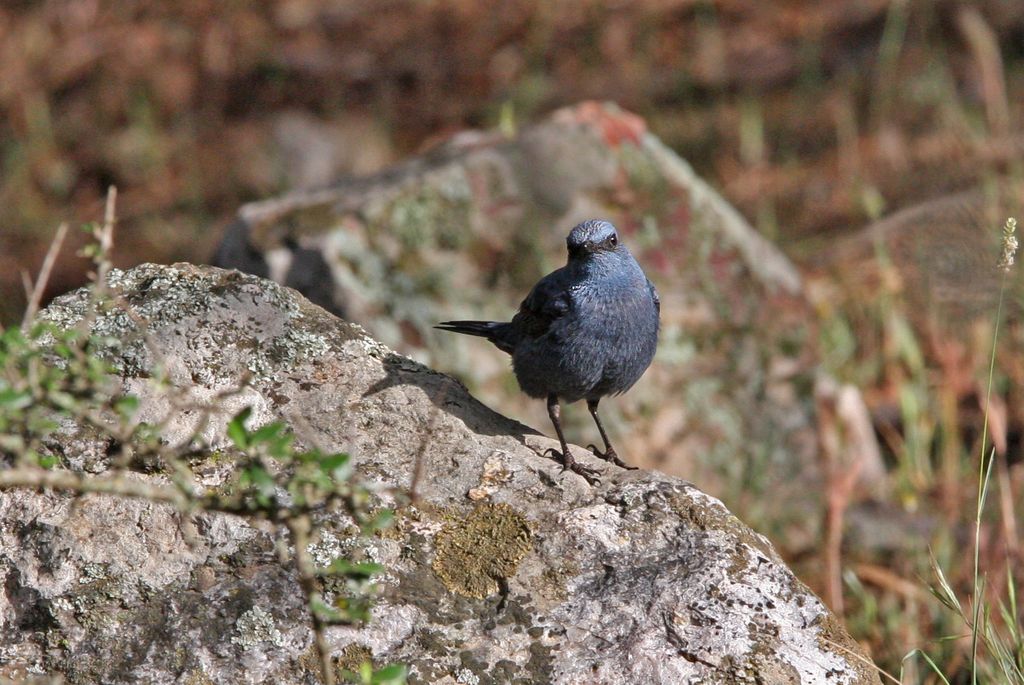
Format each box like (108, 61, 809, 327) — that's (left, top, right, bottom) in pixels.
(431, 503, 532, 598)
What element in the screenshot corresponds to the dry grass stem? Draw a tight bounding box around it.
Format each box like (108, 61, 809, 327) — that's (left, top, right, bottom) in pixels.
(21, 222, 68, 330)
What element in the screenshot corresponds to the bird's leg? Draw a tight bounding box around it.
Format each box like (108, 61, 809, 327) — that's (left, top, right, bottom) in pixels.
(544, 394, 601, 484)
(586, 398, 636, 469)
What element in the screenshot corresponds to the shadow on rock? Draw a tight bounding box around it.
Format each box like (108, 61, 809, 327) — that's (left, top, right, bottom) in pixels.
(363, 352, 538, 444)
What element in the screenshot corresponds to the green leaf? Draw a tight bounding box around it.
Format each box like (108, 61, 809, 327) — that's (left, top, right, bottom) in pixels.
(332, 595, 372, 624)
(227, 407, 252, 449)
(316, 452, 350, 473)
(367, 509, 394, 533)
(309, 596, 344, 622)
(371, 664, 407, 684)
(266, 433, 294, 460)
(321, 559, 384, 579)
(52, 342, 75, 359)
(1, 325, 26, 348)
(26, 414, 58, 435)
(38, 453, 60, 469)
(27, 321, 55, 339)
(249, 421, 285, 445)
(241, 465, 275, 507)
(0, 388, 31, 410)
(114, 395, 140, 420)
(47, 390, 77, 412)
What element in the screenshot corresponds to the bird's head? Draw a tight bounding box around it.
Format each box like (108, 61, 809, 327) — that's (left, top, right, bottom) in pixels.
(566, 219, 621, 260)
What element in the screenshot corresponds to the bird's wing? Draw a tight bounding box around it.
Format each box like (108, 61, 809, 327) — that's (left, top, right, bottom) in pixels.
(648, 278, 661, 316)
(511, 270, 572, 339)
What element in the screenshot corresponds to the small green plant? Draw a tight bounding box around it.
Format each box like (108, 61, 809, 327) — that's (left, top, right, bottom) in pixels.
(910, 216, 1022, 684)
(819, 213, 1023, 683)
(0, 189, 406, 685)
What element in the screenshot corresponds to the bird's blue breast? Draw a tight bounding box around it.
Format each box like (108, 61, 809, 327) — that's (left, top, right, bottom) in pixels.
(511, 251, 659, 402)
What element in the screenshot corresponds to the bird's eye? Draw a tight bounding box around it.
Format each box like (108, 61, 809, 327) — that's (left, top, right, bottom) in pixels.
(609, 235, 618, 246)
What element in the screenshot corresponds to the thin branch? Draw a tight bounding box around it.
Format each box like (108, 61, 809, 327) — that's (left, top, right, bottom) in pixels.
(0, 467, 192, 509)
(96, 186, 117, 292)
(20, 270, 33, 306)
(23, 222, 69, 330)
(288, 516, 336, 685)
(819, 636, 903, 685)
(0, 465, 327, 521)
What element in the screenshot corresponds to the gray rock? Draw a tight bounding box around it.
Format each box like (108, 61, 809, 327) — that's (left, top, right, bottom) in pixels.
(1, 263, 879, 684)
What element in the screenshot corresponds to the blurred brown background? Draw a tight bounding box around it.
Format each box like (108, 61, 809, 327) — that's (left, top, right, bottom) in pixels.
(4, 1, 1022, 321)
(3, 1, 1024, 680)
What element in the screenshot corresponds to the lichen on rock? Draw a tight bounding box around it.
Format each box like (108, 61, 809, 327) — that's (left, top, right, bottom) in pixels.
(231, 605, 286, 650)
(431, 503, 533, 598)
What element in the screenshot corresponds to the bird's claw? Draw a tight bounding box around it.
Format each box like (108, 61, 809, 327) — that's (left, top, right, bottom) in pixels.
(543, 448, 603, 485)
(566, 461, 603, 485)
(568, 461, 603, 485)
(586, 444, 637, 470)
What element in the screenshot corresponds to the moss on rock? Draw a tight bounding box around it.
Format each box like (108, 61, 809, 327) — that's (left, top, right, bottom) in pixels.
(431, 503, 532, 598)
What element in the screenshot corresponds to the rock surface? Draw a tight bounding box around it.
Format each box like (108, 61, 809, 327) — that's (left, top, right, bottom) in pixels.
(1, 263, 878, 684)
(213, 102, 817, 502)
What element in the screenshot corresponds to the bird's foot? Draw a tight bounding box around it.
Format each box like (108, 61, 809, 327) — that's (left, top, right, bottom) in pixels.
(543, 448, 603, 485)
(586, 444, 637, 470)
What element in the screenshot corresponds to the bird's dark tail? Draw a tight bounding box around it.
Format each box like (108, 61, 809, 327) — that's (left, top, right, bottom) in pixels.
(435, 320, 502, 338)
(435, 320, 514, 354)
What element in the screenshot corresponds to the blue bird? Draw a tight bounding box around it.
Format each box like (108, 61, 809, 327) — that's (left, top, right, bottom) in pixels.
(437, 219, 660, 483)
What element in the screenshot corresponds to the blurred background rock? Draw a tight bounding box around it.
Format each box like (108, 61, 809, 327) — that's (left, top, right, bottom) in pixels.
(2, 1, 1024, 680)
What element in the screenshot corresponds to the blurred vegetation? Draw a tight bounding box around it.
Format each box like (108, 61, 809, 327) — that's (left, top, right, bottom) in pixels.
(4, 1, 1023, 317)
(3, 0, 1024, 681)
